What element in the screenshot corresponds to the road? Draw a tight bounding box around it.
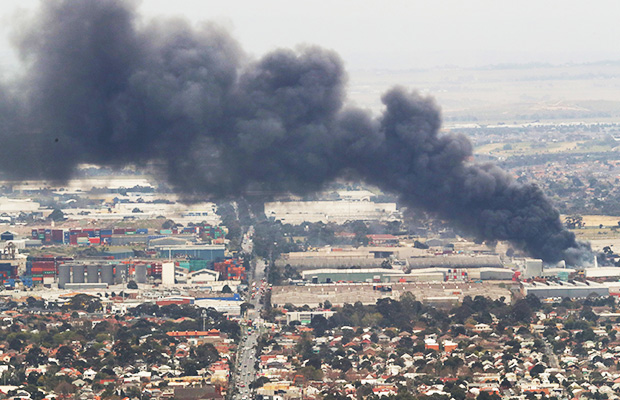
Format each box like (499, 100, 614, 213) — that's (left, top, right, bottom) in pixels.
(241, 225, 254, 254)
(231, 226, 267, 400)
(233, 321, 259, 400)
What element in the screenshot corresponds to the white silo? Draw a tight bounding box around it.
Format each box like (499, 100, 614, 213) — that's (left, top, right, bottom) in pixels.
(162, 262, 175, 286)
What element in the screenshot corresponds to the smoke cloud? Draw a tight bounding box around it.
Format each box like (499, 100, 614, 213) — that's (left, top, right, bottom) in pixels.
(0, 0, 589, 264)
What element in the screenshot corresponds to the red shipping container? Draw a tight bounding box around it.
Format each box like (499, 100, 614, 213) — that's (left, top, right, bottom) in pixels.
(156, 299, 190, 306)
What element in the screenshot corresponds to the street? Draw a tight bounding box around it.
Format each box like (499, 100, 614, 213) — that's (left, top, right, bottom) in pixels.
(231, 226, 267, 400)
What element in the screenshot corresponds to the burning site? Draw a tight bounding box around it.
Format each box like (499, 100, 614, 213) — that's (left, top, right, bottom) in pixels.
(0, 0, 592, 265)
(1, 2, 620, 400)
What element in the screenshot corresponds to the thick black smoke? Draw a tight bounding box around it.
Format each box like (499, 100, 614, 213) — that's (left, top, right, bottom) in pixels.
(0, 0, 589, 264)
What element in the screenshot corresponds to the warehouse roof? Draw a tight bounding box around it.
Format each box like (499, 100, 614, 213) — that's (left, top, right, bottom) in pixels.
(408, 255, 503, 269)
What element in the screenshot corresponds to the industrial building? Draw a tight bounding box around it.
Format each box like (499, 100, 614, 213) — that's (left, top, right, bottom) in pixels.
(58, 263, 117, 289)
(285, 310, 335, 324)
(271, 281, 511, 308)
(584, 266, 620, 279)
(407, 255, 504, 270)
(522, 281, 609, 298)
(301, 268, 395, 284)
(153, 244, 225, 261)
(188, 269, 220, 284)
(277, 246, 429, 270)
(264, 199, 399, 224)
(522, 259, 544, 278)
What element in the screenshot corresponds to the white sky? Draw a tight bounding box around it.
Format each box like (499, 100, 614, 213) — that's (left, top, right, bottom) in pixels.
(1, 0, 620, 70)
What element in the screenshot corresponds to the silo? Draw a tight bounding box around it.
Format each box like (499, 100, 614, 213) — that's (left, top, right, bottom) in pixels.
(115, 264, 127, 284)
(87, 265, 99, 283)
(101, 265, 114, 285)
(135, 264, 147, 284)
(162, 262, 175, 286)
(58, 264, 71, 289)
(72, 264, 85, 283)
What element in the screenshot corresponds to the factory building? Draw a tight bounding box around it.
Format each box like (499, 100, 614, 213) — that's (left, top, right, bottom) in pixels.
(475, 268, 516, 281)
(57, 263, 150, 289)
(407, 255, 503, 270)
(286, 310, 335, 325)
(523, 259, 544, 278)
(189, 269, 220, 284)
(522, 281, 609, 299)
(264, 199, 399, 224)
(301, 268, 395, 284)
(154, 244, 225, 261)
(304, 264, 516, 284)
(278, 257, 385, 269)
(584, 267, 620, 279)
(384, 268, 445, 283)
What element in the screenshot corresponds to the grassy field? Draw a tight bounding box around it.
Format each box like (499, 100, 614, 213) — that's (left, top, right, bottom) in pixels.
(578, 215, 620, 227)
(475, 140, 617, 157)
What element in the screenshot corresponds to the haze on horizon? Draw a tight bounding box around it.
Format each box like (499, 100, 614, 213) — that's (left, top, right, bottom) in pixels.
(0, 0, 619, 73)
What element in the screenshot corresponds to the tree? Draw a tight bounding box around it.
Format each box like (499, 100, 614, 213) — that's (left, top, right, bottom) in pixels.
(564, 215, 583, 229)
(127, 280, 138, 289)
(310, 315, 328, 336)
(193, 343, 219, 368)
(112, 340, 135, 366)
(56, 345, 75, 367)
(54, 381, 76, 400)
(25, 346, 46, 366)
(222, 285, 232, 294)
(529, 364, 545, 377)
(250, 376, 270, 389)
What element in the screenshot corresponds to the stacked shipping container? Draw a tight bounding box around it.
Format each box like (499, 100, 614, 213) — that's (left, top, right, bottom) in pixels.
(213, 258, 246, 281)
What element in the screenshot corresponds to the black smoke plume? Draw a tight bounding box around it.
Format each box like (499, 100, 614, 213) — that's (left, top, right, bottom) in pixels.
(0, 0, 589, 264)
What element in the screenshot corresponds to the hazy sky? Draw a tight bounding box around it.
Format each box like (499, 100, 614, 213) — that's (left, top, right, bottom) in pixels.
(1, 0, 620, 71)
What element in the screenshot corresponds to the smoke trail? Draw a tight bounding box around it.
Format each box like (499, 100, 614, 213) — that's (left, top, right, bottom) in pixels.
(0, 0, 589, 264)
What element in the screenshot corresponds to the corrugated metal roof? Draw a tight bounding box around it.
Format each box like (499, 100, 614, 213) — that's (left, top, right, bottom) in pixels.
(408, 255, 503, 269)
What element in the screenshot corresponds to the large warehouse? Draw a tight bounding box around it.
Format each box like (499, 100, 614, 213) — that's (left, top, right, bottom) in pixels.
(153, 244, 225, 261)
(407, 255, 503, 270)
(301, 268, 394, 283)
(522, 281, 609, 298)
